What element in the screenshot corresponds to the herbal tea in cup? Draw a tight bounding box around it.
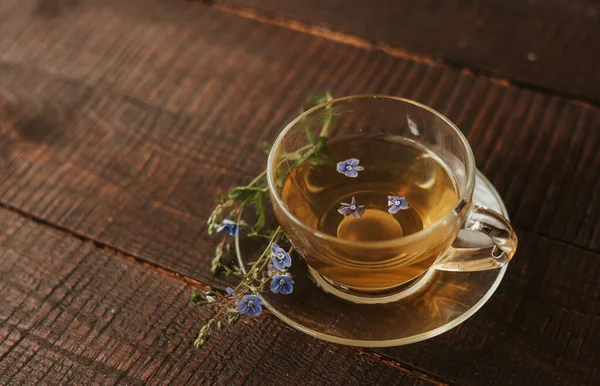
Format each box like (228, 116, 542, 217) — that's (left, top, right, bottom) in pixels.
(267, 95, 517, 293)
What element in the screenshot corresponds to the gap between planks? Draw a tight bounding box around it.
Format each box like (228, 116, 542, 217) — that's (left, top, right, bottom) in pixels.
(0, 201, 209, 290)
(205, 0, 600, 110)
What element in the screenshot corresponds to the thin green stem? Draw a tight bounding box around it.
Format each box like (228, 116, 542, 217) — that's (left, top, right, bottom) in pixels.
(246, 170, 266, 188)
(249, 227, 283, 280)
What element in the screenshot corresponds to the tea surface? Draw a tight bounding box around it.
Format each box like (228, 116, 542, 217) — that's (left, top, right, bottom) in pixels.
(281, 136, 459, 243)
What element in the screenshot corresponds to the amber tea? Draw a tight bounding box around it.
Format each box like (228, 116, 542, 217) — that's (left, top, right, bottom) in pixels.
(280, 136, 460, 290)
(269, 95, 517, 294)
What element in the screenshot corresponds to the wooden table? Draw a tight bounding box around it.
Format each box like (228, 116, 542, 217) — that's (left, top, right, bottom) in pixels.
(1, 1, 598, 384)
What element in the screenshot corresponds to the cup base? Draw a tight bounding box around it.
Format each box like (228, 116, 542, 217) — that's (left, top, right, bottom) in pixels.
(309, 268, 435, 304)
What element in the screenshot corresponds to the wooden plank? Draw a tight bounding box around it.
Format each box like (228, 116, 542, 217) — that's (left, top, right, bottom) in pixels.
(216, 0, 600, 103)
(0, 65, 599, 384)
(0, 1, 598, 250)
(0, 61, 599, 278)
(1, 34, 599, 247)
(0, 208, 435, 386)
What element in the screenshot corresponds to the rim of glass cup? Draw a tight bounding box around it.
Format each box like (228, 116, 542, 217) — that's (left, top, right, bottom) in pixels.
(267, 94, 476, 248)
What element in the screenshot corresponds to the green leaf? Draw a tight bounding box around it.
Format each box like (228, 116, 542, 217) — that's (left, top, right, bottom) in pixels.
(229, 187, 267, 230)
(263, 141, 273, 155)
(247, 229, 277, 238)
(315, 136, 328, 151)
(223, 264, 244, 277)
(228, 186, 266, 202)
(194, 333, 209, 347)
(190, 291, 206, 305)
(316, 107, 335, 138)
(306, 92, 331, 109)
(227, 312, 241, 325)
(298, 91, 333, 144)
(206, 204, 224, 236)
(307, 151, 334, 166)
(253, 190, 267, 230)
(211, 244, 223, 274)
(275, 168, 288, 189)
(194, 322, 212, 348)
(303, 126, 315, 145)
(306, 136, 334, 166)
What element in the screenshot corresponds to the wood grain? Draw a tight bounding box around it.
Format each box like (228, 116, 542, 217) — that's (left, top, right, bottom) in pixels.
(0, 0, 599, 384)
(216, 0, 600, 104)
(0, 208, 438, 386)
(1, 1, 599, 248)
(0, 59, 598, 275)
(0, 62, 599, 385)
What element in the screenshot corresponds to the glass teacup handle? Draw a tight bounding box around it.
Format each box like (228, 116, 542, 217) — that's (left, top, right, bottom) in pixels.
(433, 206, 518, 271)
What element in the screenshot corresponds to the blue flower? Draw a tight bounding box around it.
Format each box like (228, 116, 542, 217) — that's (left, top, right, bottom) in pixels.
(216, 219, 238, 236)
(226, 287, 235, 298)
(237, 295, 264, 316)
(270, 275, 294, 295)
(336, 158, 364, 178)
(387, 196, 409, 214)
(338, 196, 365, 218)
(271, 244, 292, 270)
(267, 263, 277, 277)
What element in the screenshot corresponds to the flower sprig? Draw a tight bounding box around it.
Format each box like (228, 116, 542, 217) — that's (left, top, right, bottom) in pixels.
(191, 92, 334, 348)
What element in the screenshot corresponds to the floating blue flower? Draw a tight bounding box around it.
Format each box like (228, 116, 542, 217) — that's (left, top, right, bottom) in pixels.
(216, 219, 238, 236)
(388, 196, 409, 214)
(270, 275, 294, 295)
(271, 244, 292, 270)
(338, 196, 365, 218)
(336, 158, 364, 178)
(237, 295, 264, 316)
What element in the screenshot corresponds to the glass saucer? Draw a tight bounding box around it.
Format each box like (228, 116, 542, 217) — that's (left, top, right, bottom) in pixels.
(235, 170, 508, 347)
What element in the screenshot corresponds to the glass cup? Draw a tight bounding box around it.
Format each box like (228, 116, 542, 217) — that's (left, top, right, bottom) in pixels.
(267, 95, 517, 295)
